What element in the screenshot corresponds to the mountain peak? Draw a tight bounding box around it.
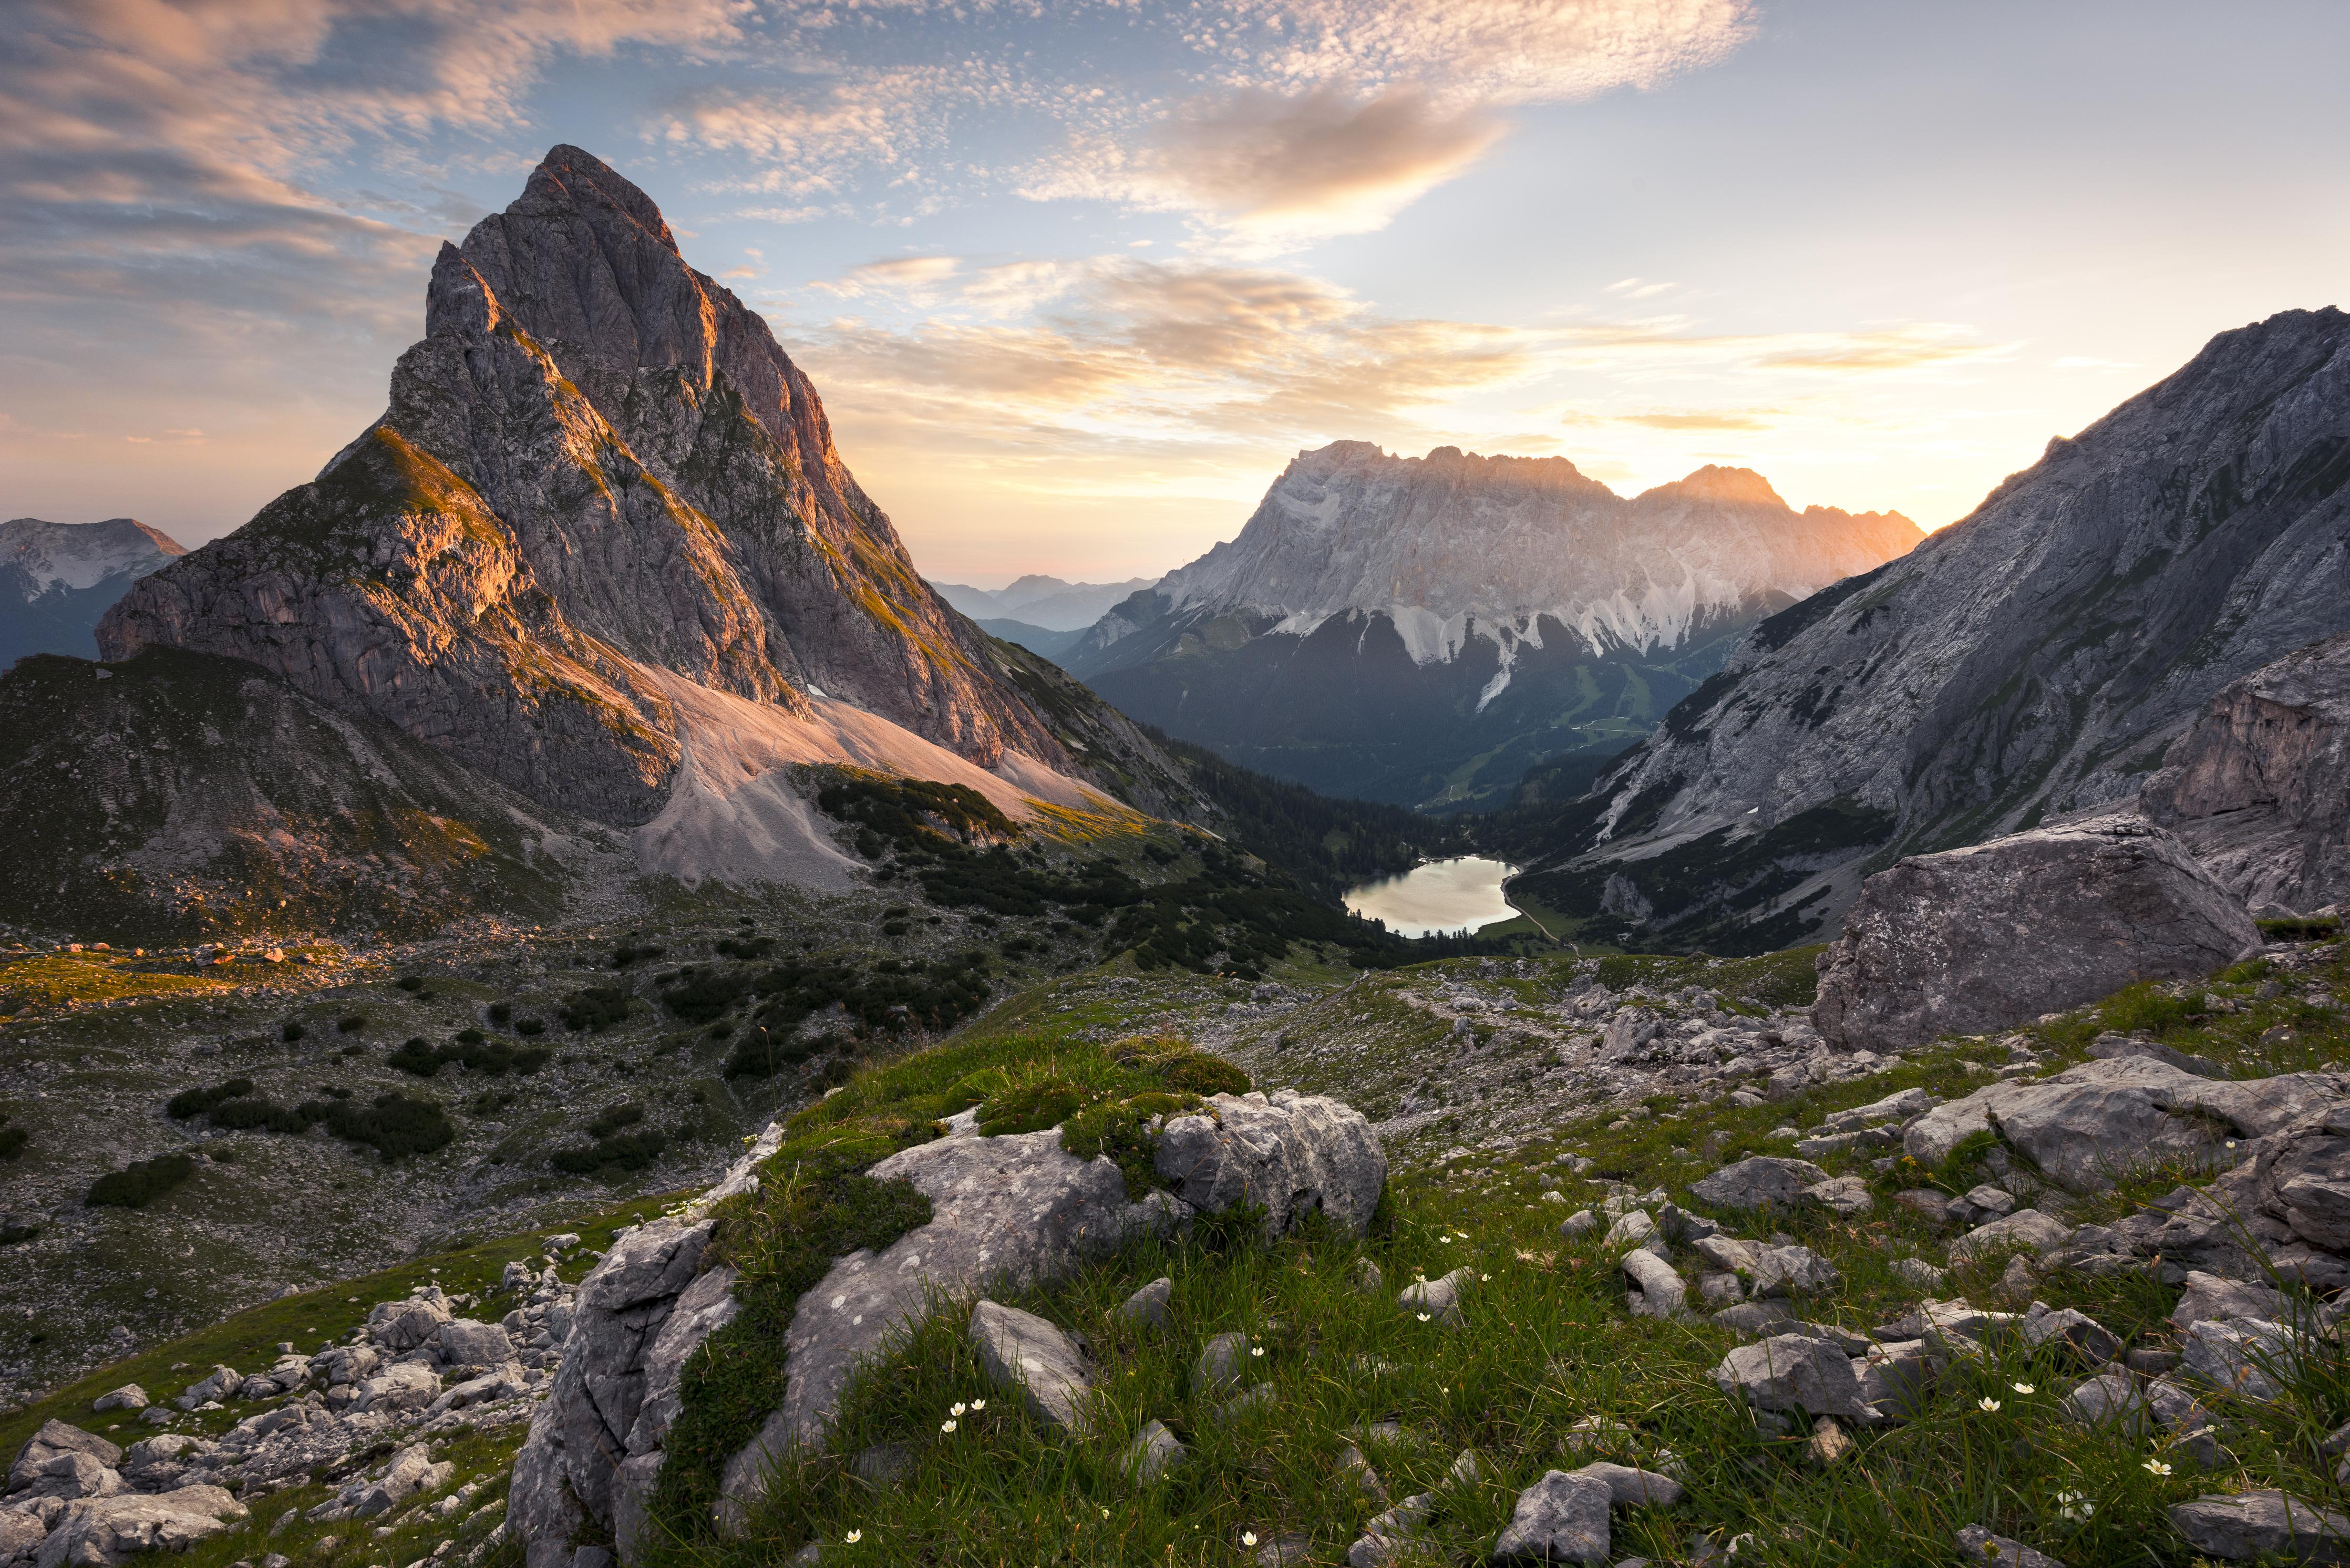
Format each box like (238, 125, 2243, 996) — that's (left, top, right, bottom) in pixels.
(1642, 465, 1788, 508)
(525, 144, 680, 255)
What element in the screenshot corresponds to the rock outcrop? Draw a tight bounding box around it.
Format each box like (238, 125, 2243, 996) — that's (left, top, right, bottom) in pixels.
(1067, 445, 1917, 807)
(1812, 814, 2261, 1049)
(512, 1088, 1384, 1568)
(95, 146, 1187, 854)
(2143, 628, 2350, 915)
(1508, 306, 2350, 948)
(1903, 1055, 2343, 1190)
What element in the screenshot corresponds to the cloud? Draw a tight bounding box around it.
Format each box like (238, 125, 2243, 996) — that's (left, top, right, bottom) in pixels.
(1144, 86, 1503, 234)
(1607, 409, 1780, 431)
(809, 255, 964, 300)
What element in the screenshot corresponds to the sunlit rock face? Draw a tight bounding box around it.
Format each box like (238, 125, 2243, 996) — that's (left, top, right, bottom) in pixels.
(98, 145, 1176, 827)
(1065, 442, 1918, 808)
(1518, 306, 2350, 953)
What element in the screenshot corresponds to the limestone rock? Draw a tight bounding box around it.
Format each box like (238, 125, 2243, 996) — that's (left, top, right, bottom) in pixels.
(7, 1427, 119, 1498)
(2181, 1317, 2296, 1402)
(2059, 1371, 2147, 1433)
(1710, 1334, 1870, 1419)
(32, 1486, 245, 1568)
(1118, 1421, 1184, 1486)
(86, 1392, 145, 1417)
(969, 1302, 1094, 1438)
(1802, 1176, 1873, 1216)
(2022, 1308, 2121, 1367)
(1813, 814, 2260, 1050)
(1568, 1461, 1684, 1508)
(1397, 1267, 1476, 1328)
(2172, 1271, 2283, 1330)
(1689, 1158, 1829, 1212)
(1491, 1470, 1612, 1564)
(2169, 1491, 2350, 1564)
(2144, 627, 2350, 914)
(1192, 1333, 1249, 1398)
(1116, 1278, 1172, 1332)
(1620, 1251, 1689, 1319)
(1955, 1525, 2067, 1568)
(368, 1299, 451, 1355)
(434, 1320, 514, 1369)
(1152, 1091, 1386, 1240)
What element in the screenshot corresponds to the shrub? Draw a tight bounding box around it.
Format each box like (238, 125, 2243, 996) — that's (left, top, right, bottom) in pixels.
(2098, 982, 2208, 1038)
(391, 1034, 550, 1078)
(724, 1026, 827, 1080)
(551, 1127, 668, 1174)
(560, 985, 636, 1031)
(336, 1014, 367, 1034)
(389, 1038, 445, 1077)
(587, 1101, 646, 1139)
(168, 1078, 255, 1119)
(658, 967, 754, 1025)
(715, 935, 774, 961)
(396, 975, 425, 993)
(207, 1098, 311, 1134)
(610, 944, 666, 968)
(516, 1017, 546, 1037)
(2259, 915, 2341, 940)
(281, 1021, 304, 1043)
(301, 1092, 456, 1161)
(0, 1114, 24, 1162)
(455, 1027, 486, 1046)
(88, 1153, 198, 1209)
(487, 1002, 511, 1025)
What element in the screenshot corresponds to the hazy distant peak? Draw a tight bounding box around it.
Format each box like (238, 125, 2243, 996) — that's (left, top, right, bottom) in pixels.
(1639, 465, 1788, 508)
(2, 517, 185, 595)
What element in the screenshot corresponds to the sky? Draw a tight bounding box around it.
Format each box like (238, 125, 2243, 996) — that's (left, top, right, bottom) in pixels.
(3, 2, 2346, 588)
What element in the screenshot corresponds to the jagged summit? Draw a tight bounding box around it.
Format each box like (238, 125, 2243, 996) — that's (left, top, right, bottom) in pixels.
(1, 517, 185, 665)
(98, 147, 1180, 860)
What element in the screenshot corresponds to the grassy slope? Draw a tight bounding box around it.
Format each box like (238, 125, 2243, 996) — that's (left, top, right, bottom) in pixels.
(14, 935, 2346, 1567)
(657, 937, 2350, 1567)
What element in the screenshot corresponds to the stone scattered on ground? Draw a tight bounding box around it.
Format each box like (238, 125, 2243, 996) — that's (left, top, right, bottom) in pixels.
(1955, 1523, 2067, 1568)
(968, 1302, 1095, 1439)
(1490, 1470, 1612, 1564)
(1118, 1421, 1183, 1486)
(2168, 1490, 2350, 1564)
(1688, 1158, 1829, 1212)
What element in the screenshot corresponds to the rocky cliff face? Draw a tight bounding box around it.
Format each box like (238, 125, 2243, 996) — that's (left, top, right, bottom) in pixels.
(2143, 628, 2350, 915)
(1511, 307, 2350, 951)
(1065, 444, 1918, 807)
(1, 518, 183, 666)
(98, 146, 1180, 830)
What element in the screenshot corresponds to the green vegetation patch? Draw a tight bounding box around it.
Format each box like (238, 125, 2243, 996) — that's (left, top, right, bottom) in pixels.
(651, 1029, 1251, 1543)
(301, 1091, 457, 1161)
(87, 1152, 198, 1209)
(388, 1035, 554, 1078)
(559, 985, 637, 1031)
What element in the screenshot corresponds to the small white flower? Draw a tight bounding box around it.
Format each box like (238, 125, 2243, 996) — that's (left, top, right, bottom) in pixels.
(843, 1530, 862, 1544)
(1250, 1346, 1264, 1357)
(951, 1401, 966, 1417)
(1100, 1507, 1110, 1519)
(1416, 1312, 1432, 1323)
(2144, 1459, 2172, 1476)
(1480, 1272, 1491, 1282)
(1241, 1532, 1258, 1548)
(940, 1418, 957, 1433)
(1978, 1397, 2001, 1412)
(2056, 1490, 2096, 1522)
(2012, 1382, 2035, 1395)
(969, 1399, 985, 1410)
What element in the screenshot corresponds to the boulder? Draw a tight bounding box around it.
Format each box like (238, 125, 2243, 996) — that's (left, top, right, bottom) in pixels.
(2169, 1491, 2350, 1564)
(0, 1505, 46, 1565)
(1812, 813, 2261, 1050)
(2173, 1271, 2283, 1330)
(2085, 1033, 2225, 1079)
(351, 1363, 438, 1415)
(2244, 1113, 2350, 1253)
(367, 1297, 451, 1354)
(1118, 1421, 1183, 1486)
(2058, 1371, 2147, 1433)
(32, 1486, 245, 1568)
(86, 1391, 145, 1417)
(1116, 1278, 1172, 1332)
(1349, 1493, 1433, 1568)
(1620, 1251, 1688, 1319)
(349, 1447, 453, 1519)
(969, 1301, 1094, 1438)
(1853, 1340, 1934, 1418)
(1568, 1461, 1684, 1508)
(2181, 1317, 2296, 1402)
(1803, 1177, 1873, 1217)
(1398, 1267, 1476, 1328)
(1491, 1470, 1612, 1564)
(434, 1319, 514, 1368)
(1694, 1236, 1841, 1298)
(1954, 1525, 2066, 1568)
(1950, 1210, 2074, 1263)
(1710, 1334, 1871, 1419)
(1904, 1057, 2344, 1191)
(1192, 1333, 1249, 1397)
(7, 1427, 119, 1498)
(1689, 1158, 1829, 1212)
(1153, 1091, 1386, 1241)
(2022, 1308, 2121, 1367)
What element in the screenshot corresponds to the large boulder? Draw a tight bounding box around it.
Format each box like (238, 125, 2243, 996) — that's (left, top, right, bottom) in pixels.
(1813, 814, 2261, 1050)
(2142, 627, 2350, 916)
(2169, 1491, 2350, 1564)
(7, 1427, 118, 1499)
(1710, 1334, 1871, 1420)
(1689, 1157, 1829, 1212)
(1152, 1091, 1385, 1240)
(1903, 1057, 2346, 1191)
(32, 1486, 245, 1568)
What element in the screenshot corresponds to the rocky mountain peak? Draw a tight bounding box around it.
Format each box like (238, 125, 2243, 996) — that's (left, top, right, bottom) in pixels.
(97, 145, 1183, 854)
(1639, 465, 1789, 509)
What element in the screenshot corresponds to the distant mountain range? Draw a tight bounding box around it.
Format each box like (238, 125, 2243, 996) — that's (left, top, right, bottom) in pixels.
(1063, 443, 1920, 809)
(1494, 305, 2350, 952)
(934, 574, 1158, 632)
(1, 517, 184, 666)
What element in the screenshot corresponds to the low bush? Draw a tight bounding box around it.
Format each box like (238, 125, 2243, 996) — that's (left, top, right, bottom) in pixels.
(335, 1014, 366, 1034)
(87, 1152, 198, 1209)
(298, 1092, 456, 1161)
(560, 985, 636, 1031)
(657, 966, 754, 1025)
(0, 1113, 24, 1162)
(586, 1101, 645, 1139)
(281, 1021, 304, 1043)
(391, 1035, 552, 1078)
(551, 1127, 668, 1174)
(167, 1078, 255, 1119)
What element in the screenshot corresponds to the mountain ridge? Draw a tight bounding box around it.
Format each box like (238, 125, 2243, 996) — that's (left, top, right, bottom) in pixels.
(1501, 305, 2350, 950)
(1, 517, 185, 666)
(1065, 442, 1919, 807)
